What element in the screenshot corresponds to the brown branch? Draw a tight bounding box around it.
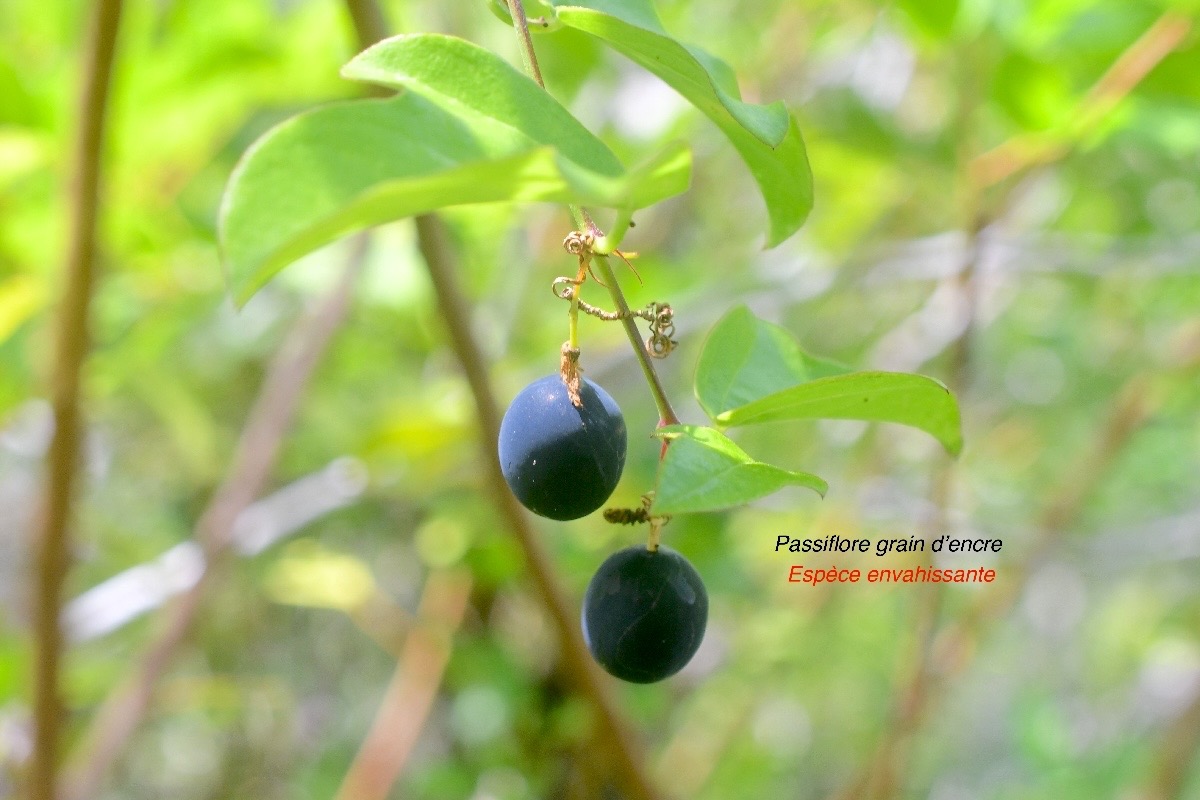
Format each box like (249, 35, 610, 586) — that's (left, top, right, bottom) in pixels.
(64, 244, 365, 800)
(344, 0, 390, 56)
(971, 11, 1192, 188)
(334, 570, 472, 800)
(29, 2, 124, 798)
(338, 3, 662, 797)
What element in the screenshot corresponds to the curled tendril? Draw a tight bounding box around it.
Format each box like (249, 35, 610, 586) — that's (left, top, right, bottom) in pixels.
(562, 231, 594, 256)
(550, 280, 677, 355)
(556, 230, 676, 358)
(646, 303, 677, 359)
(552, 276, 579, 300)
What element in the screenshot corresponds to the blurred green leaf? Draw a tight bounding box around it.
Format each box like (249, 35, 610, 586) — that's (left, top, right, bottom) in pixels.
(717, 372, 963, 455)
(551, 0, 813, 245)
(696, 305, 851, 421)
(0, 274, 42, 346)
(652, 424, 827, 514)
(0, 129, 46, 187)
(992, 52, 1072, 131)
(896, 0, 959, 39)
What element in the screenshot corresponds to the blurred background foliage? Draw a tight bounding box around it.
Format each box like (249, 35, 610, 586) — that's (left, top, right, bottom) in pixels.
(2, 0, 1200, 798)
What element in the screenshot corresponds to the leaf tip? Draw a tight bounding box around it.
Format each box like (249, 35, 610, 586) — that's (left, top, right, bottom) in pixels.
(943, 435, 964, 458)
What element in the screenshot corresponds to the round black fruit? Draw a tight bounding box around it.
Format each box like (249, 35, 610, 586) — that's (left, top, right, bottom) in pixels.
(582, 545, 708, 683)
(498, 375, 627, 521)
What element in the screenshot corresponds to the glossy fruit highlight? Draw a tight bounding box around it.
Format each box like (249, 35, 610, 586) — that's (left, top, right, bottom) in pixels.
(498, 375, 627, 520)
(582, 545, 708, 683)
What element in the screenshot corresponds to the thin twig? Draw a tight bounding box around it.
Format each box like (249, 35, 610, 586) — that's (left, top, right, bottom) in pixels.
(30, 1, 124, 798)
(971, 11, 1192, 188)
(581, 209, 684, 421)
(334, 570, 472, 800)
(64, 246, 365, 800)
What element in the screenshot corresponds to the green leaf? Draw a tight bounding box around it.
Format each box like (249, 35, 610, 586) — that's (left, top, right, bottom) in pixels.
(694, 306, 963, 455)
(651, 425, 827, 515)
(717, 372, 963, 456)
(219, 34, 691, 304)
(551, 0, 813, 245)
(696, 305, 851, 420)
(341, 34, 619, 174)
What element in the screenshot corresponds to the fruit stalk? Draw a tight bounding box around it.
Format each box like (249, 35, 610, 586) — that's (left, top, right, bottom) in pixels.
(505, 0, 680, 427)
(568, 255, 584, 351)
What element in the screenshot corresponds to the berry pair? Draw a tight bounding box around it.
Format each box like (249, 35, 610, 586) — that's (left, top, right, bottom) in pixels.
(498, 374, 707, 683)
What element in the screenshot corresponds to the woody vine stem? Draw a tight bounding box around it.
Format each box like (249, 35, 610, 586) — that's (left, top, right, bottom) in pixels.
(504, 0, 681, 428)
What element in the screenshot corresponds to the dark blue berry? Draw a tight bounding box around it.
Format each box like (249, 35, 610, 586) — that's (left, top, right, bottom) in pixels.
(498, 375, 626, 520)
(582, 546, 708, 683)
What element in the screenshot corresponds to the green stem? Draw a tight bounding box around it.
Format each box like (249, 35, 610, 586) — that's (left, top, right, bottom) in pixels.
(505, 0, 544, 88)
(592, 207, 633, 255)
(591, 254, 679, 425)
(567, 203, 587, 231)
(567, 280, 580, 350)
